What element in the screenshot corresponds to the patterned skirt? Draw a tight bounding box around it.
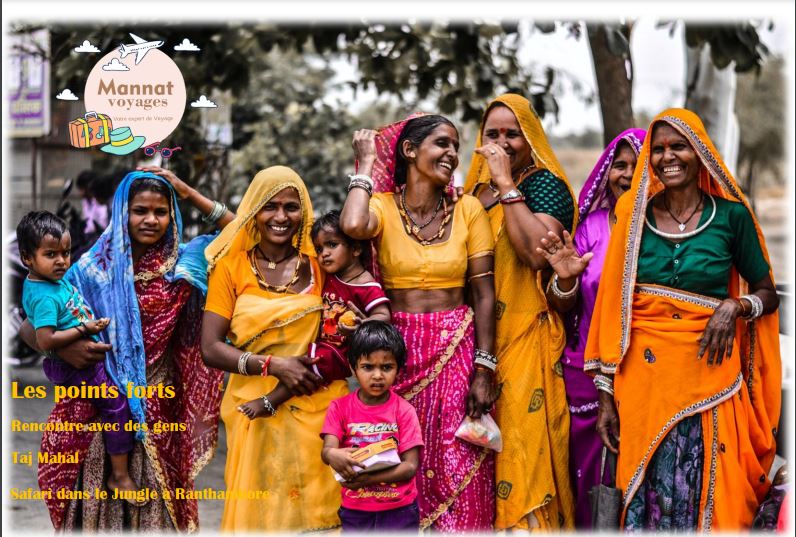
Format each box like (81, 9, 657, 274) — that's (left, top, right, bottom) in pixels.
(391, 305, 495, 531)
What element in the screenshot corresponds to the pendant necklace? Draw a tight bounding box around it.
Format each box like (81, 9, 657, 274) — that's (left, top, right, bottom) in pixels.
(257, 244, 296, 270)
(400, 188, 443, 234)
(663, 192, 703, 232)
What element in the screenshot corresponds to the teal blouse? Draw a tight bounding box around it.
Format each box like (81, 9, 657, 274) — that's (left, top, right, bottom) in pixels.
(637, 195, 769, 299)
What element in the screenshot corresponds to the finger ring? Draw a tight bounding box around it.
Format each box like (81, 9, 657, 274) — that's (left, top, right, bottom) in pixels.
(490, 150, 496, 155)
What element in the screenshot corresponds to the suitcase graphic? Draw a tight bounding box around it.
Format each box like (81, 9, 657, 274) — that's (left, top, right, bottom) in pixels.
(69, 112, 113, 148)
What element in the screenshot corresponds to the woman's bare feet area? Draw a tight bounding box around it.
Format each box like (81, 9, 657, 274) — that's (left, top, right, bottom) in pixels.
(107, 473, 149, 507)
(237, 398, 276, 420)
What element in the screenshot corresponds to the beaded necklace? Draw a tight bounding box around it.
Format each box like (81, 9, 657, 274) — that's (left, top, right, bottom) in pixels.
(398, 188, 452, 245)
(249, 248, 302, 293)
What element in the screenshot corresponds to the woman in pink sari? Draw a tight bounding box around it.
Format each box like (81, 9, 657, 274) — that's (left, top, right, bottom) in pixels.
(341, 115, 497, 531)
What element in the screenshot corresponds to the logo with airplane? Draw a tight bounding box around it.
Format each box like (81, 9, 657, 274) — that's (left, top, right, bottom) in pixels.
(118, 33, 164, 65)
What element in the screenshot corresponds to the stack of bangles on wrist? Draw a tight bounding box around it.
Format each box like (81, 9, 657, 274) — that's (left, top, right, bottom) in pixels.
(202, 200, 228, 225)
(261, 395, 277, 416)
(347, 174, 374, 196)
(499, 188, 525, 205)
(550, 274, 579, 299)
(737, 294, 764, 320)
(237, 351, 253, 375)
(474, 348, 497, 372)
(260, 354, 273, 377)
(593, 374, 614, 396)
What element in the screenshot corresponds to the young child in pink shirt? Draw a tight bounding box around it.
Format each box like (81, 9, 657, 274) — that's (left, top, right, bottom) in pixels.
(321, 321, 423, 531)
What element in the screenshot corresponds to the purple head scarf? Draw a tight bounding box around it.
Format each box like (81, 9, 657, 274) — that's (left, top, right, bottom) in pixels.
(577, 128, 646, 221)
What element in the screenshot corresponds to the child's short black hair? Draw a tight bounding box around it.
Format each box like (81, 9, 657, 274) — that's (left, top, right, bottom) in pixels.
(311, 210, 352, 244)
(347, 320, 407, 370)
(16, 210, 68, 260)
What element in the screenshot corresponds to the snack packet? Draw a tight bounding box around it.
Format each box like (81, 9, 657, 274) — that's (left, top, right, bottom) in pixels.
(454, 414, 503, 452)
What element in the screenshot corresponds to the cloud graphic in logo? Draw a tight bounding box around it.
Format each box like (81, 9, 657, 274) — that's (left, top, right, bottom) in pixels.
(190, 95, 218, 108)
(74, 40, 100, 53)
(56, 89, 79, 100)
(102, 58, 130, 72)
(174, 38, 200, 52)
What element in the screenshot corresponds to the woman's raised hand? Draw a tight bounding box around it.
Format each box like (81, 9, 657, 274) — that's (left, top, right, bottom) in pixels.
(352, 130, 378, 166)
(137, 166, 192, 200)
(537, 230, 593, 280)
(268, 355, 323, 396)
(474, 143, 513, 190)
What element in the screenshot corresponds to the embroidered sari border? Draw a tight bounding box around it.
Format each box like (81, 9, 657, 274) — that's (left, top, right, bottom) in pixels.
(241, 304, 325, 351)
(622, 373, 742, 509)
(400, 308, 474, 402)
(419, 448, 489, 529)
(634, 284, 722, 309)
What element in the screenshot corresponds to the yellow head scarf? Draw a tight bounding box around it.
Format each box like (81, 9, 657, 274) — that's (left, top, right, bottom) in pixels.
(205, 166, 316, 272)
(464, 93, 577, 232)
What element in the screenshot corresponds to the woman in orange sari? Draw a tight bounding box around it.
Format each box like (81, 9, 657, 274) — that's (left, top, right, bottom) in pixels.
(585, 108, 781, 530)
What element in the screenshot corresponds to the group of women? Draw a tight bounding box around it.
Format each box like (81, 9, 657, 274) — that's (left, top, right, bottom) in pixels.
(27, 92, 781, 533)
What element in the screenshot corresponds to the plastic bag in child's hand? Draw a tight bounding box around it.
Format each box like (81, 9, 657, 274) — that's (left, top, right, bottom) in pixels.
(454, 414, 503, 452)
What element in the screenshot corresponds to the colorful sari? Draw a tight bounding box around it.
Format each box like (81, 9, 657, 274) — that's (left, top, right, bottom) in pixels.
(204, 166, 347, 532)
(584, 108, 781, 530)
(464, 93, 577, 530)
(39, 172, 223, 532)
(370, 115, 496, 531)
(564, 128, 645, 526)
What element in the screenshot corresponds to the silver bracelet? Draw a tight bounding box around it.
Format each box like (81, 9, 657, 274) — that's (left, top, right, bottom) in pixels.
(261, 395, 277, 416)
(593, 374, 614, 395)
(237, 351, 253, 375)
(743, 294, 764, 320)
(474, 348, 498, 371)
(499, 188, 523, 203)
(202, 200, 227, 225)
(347, 179, 373, 196)
(551, 274, 579, 299)
(348, 174, 374, 188)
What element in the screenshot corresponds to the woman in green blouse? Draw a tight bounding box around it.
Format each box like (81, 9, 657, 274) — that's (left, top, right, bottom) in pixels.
(581, 108, 781, 530)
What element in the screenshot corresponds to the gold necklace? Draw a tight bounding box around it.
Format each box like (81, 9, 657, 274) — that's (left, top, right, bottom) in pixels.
(249, 248, 302, 293)
(257, 244, 297, 270)
(398, 190, 452, 245)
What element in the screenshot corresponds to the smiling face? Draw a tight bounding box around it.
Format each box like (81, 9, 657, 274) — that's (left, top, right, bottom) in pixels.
(482, 104, 533, 174)
(404, 123, 460, 187)
(607, 141, 638, 201)
(649, 123, 701, 189)
(255, 187, 302, 246)
(354, 350, 399, 405)
(128, 190, 171, 248)
(23, 232, 72, 282)
(313, 227, 360, 276)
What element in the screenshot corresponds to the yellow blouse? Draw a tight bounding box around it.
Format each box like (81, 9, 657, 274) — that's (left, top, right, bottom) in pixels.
(369, 193, 494, 289)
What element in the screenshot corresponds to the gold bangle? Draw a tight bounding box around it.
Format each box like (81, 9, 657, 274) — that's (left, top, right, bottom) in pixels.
(468, 271, 494, 282)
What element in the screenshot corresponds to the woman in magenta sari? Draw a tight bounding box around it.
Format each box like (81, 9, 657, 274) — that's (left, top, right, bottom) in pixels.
(541, 128, 645, 527)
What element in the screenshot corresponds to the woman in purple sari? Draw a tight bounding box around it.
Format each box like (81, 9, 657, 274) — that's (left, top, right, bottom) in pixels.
(540, 128, 645, 527)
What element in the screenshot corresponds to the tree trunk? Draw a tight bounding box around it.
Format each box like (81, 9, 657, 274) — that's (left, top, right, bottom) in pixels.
(587, 23, 634, 146)
(684, 43, 740, 175)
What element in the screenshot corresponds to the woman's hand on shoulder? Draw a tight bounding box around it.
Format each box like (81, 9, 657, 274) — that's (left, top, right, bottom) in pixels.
(537, 230, 593, 280)
(268, 355, 322, 396)
(698, 299, 741, 366)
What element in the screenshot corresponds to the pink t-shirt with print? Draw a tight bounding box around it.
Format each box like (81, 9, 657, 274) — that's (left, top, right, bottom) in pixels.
(321, 390, 423, 512)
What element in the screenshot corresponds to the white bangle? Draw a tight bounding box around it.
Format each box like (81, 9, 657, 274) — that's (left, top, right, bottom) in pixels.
(348, 174, 374, 188)
(551, 274, 579, 299)
(237, 351, 253, 375)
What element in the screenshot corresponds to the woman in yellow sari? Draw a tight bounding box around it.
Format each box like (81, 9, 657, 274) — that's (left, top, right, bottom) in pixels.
(464, 93, 577, 530)
(585, 108, 781, 530)
(201, 166, 348, 531)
